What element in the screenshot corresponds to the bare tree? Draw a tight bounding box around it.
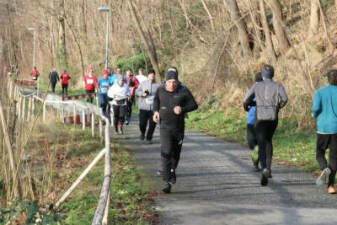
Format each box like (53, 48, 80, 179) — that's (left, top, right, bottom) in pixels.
(58, 0, 67, 69)
(259, 0, 276, 61)
(268, 0, 290, 53)
(127, 0, 161, 81)
(309, 0, 320, 37)
(225, 0, 252, 58)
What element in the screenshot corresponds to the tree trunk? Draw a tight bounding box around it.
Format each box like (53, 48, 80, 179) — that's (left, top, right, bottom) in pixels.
(268, 0, 290, 53)
(127, 0, 161, 81)
(309, 0, 320, 37)
(247, 0, 263, 54)
(225, 0, 252, 58)
(259, 0, 277, 61)
(200, 0, 215, 32)
(58, 0, 68, 69)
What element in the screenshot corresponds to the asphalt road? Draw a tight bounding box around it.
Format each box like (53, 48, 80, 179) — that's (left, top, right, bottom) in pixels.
(119, 117, 337, 225)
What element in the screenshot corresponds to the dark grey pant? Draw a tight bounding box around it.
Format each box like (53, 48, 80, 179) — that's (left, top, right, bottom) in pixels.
(139, 110, 156, 140)
(255, 120, 278, 170)
(160, 128, 184, 182)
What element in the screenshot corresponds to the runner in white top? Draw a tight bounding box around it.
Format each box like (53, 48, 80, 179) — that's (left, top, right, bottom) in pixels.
(135, 68, 147, 84)
(108, 77, 130, 134)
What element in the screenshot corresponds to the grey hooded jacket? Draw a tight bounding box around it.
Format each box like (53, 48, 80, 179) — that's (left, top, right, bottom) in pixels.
(244, 79, 288, 121)
(136, 80, 160, 111)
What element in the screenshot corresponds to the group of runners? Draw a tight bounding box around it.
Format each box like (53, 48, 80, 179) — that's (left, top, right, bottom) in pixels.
(30, 63, 337, 194)
(244, 64, 337, 194)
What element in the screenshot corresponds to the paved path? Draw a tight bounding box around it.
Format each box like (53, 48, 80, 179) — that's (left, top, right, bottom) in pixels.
(119, 117, 337, 225)
(21, 88, 337, 224)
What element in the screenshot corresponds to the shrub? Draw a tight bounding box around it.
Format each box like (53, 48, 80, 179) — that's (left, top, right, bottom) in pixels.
(116, 54, 151, 73)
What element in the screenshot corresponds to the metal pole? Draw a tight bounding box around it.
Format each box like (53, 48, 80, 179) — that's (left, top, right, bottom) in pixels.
(105, 12, 109, 69)
(33, 30, 36, 70)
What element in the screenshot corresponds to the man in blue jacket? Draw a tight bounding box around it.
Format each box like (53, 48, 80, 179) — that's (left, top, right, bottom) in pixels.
(246, 72, 263, 171)
(312, 69, 337, 194)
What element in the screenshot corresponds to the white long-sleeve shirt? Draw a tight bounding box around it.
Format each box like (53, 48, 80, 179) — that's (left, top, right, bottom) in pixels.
(107, 83, 130, 105)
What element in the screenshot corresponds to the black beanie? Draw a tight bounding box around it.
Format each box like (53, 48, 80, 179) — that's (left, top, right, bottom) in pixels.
(166, 70, 178, 81)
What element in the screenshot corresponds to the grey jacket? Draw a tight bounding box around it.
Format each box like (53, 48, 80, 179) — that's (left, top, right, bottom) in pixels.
(244, 79, 288, 121)
(136, 80, 160, 111)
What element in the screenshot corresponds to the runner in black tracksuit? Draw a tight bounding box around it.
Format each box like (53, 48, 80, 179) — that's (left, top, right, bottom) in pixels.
(49, 68, 59, 93)
(153, 70, 198, 193)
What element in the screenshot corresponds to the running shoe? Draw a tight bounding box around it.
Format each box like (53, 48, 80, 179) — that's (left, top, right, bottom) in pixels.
(251, 146, 259, 171)
(170, 169, 176, 184)
(316, 168, 331, 186)
(261, 168, 270, 186)
(125, 120, 129, 125)
(162, 182, 172, 194)
(328, 185, 336, 194)
(140, 134, 145, 141)
(146, 139, 152, 144)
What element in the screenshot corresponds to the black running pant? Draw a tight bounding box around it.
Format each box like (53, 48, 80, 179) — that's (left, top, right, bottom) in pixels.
(86, 90, 95, 103)
(139, 110, 156, 140)
(247, 124, 258, 150)
(126, 96, 135, 121)
(62, 84, 68, 97)
(255, 120, 278, 170)
(51, 82, 56, 93)
(113, 105, 127, 127)
(160, 128, 184, 182)
(316, 134, 337, 186)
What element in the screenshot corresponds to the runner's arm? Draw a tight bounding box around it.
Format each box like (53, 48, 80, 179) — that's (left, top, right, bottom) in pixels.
(181, 89, 198, 113)
(278, 84, 288, 108)
(243, 84, 256, 111)
(312, 91, 321, 118)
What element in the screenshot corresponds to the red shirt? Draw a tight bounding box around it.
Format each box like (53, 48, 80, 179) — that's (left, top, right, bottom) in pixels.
(126, 76, 139, 96)
(60, 72, 71, 84)
(32, 69, 39, 78)
(84, 75, 98, 91)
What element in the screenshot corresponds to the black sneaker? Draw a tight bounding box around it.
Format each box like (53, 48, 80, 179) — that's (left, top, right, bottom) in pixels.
(146, 139, 152, 144)
(140, 134, 145, 140)
(162, 182, 172, 194)
(261, 168, 270, 186)
(170, 170, 176, 184)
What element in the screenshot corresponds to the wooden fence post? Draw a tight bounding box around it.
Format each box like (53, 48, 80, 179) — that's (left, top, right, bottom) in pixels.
(31, 97, 35, 119)
(92, 119, 111, 225)
(99, 118, 103, 139)
(61, 106, 65, 123)
(27, 97, 32, 121)
(43, 102, 46, 122)
(21, 97, 25, 121)
(91, 113, 95, 137)
(82, 109, 85, 130)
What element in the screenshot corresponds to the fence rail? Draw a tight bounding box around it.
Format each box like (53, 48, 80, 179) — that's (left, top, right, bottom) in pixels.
(7, 77, 111, 225)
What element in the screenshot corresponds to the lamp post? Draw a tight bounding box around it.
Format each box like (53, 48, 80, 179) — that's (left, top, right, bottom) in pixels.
(27, 27, 39, 95)
(98, 7, 110, 69)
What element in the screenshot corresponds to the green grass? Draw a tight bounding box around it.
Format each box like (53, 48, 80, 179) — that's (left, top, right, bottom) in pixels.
(1, 122, 156, 224)
(186, 107, 319, 173)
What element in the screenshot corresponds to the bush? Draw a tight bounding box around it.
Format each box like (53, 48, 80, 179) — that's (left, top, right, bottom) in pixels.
(116, 54, 151, 73)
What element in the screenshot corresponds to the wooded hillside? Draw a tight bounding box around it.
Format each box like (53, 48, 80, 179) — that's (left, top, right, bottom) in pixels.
(1, 0, 337, 126)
